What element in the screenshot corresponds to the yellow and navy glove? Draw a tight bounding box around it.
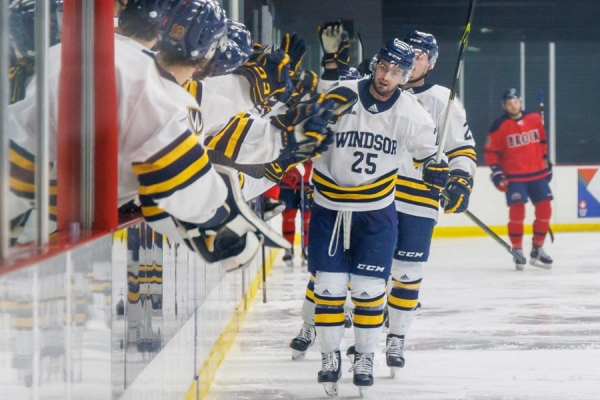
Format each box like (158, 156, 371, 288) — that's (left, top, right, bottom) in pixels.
(318, 21, 350, 67)
(280, 33, 307, 77)
(271, 95, 335, 157)
(233, 46, 291, 111)
(422, 157, 450, 195)
(286, 70, 319, 109)
(442, 170, 473, 214)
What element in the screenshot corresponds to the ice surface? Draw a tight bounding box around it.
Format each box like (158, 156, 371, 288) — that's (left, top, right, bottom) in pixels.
(207, 233, 600, 399)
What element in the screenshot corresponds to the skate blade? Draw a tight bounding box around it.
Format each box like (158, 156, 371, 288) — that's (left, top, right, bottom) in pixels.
(291, 349, 306, 360)
(322, 382, 338, 397)
(515, 264, 525, 271)
(358, 386, 369, 398)
(529, 260, 552, 269)
(390, 366, 399, 378)
(285, 260, 294, 268)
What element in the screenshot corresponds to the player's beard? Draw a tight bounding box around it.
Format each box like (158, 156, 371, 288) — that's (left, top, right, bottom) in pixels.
(407, 70, 428, 84)
(371, 79, 398, 98)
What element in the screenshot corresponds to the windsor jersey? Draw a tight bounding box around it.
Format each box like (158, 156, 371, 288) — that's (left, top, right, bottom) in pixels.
(312, 78, 438, 212)
(484, 111, 549, 182)
(398, 84, 477, 220)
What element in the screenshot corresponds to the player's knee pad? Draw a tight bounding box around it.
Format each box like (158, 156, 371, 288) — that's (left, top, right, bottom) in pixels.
(534, 199, 552, 220)
(349, 274, 386, 330)
(388, 260, 422, 312)
(509, 202, 525, 222)
(313, 272, 348, 328)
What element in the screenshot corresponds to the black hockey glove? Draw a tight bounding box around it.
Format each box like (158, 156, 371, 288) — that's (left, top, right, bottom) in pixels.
(442, 170, 473, 214)
(422, 157, 450, 195)
(271, 95, 335, 158)
(286, 70, 319, 109)
(280, 33, 307, 77)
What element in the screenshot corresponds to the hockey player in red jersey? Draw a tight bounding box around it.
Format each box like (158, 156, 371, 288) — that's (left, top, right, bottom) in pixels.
(279, 161, 312, 268)
(484, 88, 553, 270)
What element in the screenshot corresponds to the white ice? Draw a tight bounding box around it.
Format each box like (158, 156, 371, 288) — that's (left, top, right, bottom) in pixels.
(207, 232, 600, 400)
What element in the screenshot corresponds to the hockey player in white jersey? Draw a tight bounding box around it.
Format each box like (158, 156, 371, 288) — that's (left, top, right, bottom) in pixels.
(382, 30, 477, 377)
(308, 38, 449, 397)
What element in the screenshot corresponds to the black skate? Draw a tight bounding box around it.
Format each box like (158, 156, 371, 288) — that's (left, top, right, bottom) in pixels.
(290, 322, 316, 360)
(318, 350, 342, 397)
(282, 248, 294, 268)
(530, 246, 552, 269)
(349, 352, 374, 397)
(415, 301, 422, 316)
(344, 306, 353, 328)
(384, 334, 405, 378)
(346, 344, 356, 363)
(301, 247, 308, 268)
(513, 249, 526, 270)
(263, 198, 285, 220)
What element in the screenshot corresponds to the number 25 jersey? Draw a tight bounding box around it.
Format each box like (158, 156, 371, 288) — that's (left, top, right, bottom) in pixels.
(312, 78, 438, 212)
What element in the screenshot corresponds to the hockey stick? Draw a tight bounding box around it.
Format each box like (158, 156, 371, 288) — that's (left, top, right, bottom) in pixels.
(300, 167, 306, 260)
(464, 209, 527, 264)
(435, 0, 477, 163)
(539, 90, 555, 243)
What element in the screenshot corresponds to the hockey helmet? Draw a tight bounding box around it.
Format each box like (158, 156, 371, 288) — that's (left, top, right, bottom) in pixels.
(160, 0, 227, 61)
(404, 30, 439, 66)
(502, 88, 521, 102)
(120, 0, 169, 25)
(370, 39, 415, 84)
(211, 20, 252, 76)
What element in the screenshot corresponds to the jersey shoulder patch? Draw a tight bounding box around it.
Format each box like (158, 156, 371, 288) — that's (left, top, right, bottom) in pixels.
(187, 107, 204, 136)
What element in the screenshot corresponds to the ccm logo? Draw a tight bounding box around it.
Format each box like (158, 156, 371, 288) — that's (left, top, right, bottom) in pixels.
(357, 264, 385, 272)
(397, 251, 424, 258)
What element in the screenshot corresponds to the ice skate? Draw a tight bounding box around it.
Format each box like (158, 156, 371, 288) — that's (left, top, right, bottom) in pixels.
(344, 305, 353, 328)
(318, 350, 341, 397)
(289, 322, 315, 360)
(414, 302, 422, 316)
(514, 249, 526, 270)
(282, 248, 294, 268)
(346, 344, 356, 363)
(263, 198, 285, 220)
(384, 334, 405, 378)
(530, 246, 553, 269)
(349, 352, 374, 397)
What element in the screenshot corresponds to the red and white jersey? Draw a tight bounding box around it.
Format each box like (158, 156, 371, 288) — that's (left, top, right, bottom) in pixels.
(397, 84, 477, 220)
(484, 111, 549, 182)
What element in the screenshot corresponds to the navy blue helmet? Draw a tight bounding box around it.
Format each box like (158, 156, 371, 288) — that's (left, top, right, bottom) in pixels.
(404, 30, 439, 66)
(502, 88, 521, 102)
(160, 0, 227, 61)
(120, 0, 169, 25)
(370, 39, 415, 84)
(211, 20, 252, 76)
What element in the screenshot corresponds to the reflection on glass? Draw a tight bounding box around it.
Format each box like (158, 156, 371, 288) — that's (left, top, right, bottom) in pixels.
(6, 0, 63, 250)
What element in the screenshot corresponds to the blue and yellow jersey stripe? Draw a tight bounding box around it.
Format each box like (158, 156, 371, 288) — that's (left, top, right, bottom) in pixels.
(447, 145, 477, 163)
(205, 112, 255, 161)
(313, 169, 397, 204)
(9, 140, 35, 200)
(132, 130, 211, 200)
(395, 175, 440, 211)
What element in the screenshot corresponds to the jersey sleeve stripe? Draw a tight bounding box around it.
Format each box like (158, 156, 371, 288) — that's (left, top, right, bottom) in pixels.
(136, 146, 211, 199)
(132, 132, 198, 175)
(394, 191, 439, 210)
(412, 153, 436, 168)
(446, 145, 477, 162)
(224, 116, 253, 160)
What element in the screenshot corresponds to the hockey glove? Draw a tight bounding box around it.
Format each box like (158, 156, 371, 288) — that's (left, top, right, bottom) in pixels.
(490, 164, 509, 192)
(422, 158, 450, 195)
(304, 186, 315, 208)
(280, 33, 307, 77)
(272, 95, 335, 158)
(322, 85, 358, 123)
(442, 170, 473, 214)
(233, 46, 291, 111)
(318, 21, 350, 67)
(286, 70, 319, 109)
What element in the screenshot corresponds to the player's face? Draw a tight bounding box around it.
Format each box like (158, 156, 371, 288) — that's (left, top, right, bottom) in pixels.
(410, 50, 430, 80)
(503, 98, 522, 117)
(372, 60, 404, 98)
